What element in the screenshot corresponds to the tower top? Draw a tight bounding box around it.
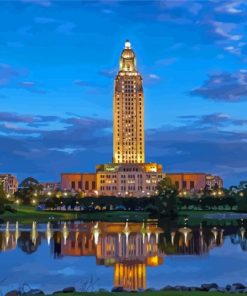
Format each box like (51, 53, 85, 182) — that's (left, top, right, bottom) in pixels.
(125, 40, 131, 49)
(119, 40, 136, 72)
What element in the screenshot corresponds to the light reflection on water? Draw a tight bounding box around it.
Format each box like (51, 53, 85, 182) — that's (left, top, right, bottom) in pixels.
(0, 220, 247, 293)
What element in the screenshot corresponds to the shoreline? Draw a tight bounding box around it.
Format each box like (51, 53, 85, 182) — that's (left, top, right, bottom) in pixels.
(4, 283, 247, 296)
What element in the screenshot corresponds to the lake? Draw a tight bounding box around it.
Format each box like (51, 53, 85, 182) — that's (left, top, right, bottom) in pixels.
(0, 220, 247, 294)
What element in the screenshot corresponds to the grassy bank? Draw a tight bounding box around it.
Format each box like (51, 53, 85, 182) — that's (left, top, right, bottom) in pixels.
(79, 210, 150, 222)
(47, 292, 230, 296)
(1, 206, 243, 225)
(0, 206, 150, 223)
(179, 210, 241, 226)
(0, 206, 77, 223)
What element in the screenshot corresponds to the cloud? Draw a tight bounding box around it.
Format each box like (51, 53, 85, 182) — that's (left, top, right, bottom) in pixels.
(19, 81, 46, 94)
(147, 74, 160, 80)
(0, 112, 112, 181)
(211, 21, 242, 42)
(55, 22, 76, 34)
(190, 70, 247, 102)
(98, 69, 116, 78)
(34, 17, 57, 24)
(0, 110, 247, 185)
(0, 64, 24, 86)
(144, 73, 161, 84)
(146, 124, 247, 186)
(156, 57, 178, 66)
(20, 0, 52, 7)
(179, 113, 247, 128)
(0, 64, 46, 94)
(215, 0, 245, 15)
(0, 112, 59, 131)
(74, 80, 94, 87)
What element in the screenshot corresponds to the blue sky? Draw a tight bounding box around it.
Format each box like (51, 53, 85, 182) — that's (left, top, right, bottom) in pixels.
(0, 0, 247, 186)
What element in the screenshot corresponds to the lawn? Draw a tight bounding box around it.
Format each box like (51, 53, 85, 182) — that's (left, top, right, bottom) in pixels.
(178, 210, 241, 226)
(79, 210, 150, 222)
(0, 206, 150, 224)
(0, 205, 77, 223)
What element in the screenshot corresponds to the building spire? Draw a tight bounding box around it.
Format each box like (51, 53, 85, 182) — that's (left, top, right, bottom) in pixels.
(119, 40, 136, 72)
(125, 40, 131, 49)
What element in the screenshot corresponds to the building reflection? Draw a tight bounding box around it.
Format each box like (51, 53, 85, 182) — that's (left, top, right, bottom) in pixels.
(0, 221, 233, 290)
(55, 221, 163, 290)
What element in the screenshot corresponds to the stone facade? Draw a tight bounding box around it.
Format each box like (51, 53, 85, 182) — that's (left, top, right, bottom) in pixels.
(0, 174, 18, 195)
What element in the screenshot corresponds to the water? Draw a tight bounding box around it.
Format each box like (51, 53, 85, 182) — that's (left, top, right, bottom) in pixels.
(0, 220, 247, 294)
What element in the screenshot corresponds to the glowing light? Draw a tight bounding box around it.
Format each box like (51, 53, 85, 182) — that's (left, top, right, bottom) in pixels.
(125, 40, 131, 49)
(62, 222, 69, 245)
(179, 227, 191, 245)
(15, 221, 20, 243)
(5, 221, 10, 246)
(211, 227, 218, 241)
(92, 222, 101, 245)
(46, 222, 53, 245)
(31, 221, 37, 245)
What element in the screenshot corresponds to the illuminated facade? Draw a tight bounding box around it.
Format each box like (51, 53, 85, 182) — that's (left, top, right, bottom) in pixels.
(61, 163, 164, 197)
(96, 163, 164, 197)
(61, 173, 96, 195)
(0, 174, 18, 195)
(167, 173, 223, 194)
(113, 40, 144, 164)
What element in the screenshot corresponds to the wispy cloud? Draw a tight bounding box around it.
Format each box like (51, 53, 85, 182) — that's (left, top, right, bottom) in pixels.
(0, 64, 25, 86)
(98, 69, 116, 78)
(20, 81, 46, 94)
(20, 0, 52, 7)
(55, 22, 76, 35)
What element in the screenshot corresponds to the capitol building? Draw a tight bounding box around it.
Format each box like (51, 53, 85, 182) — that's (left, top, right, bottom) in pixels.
(61, 41, 222, 197)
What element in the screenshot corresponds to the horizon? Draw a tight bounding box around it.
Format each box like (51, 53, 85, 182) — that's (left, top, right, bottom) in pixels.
(1, 0, 247, 187)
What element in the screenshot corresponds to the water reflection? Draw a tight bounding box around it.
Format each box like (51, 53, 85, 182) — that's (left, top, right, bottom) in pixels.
(0, 221, 247, 290)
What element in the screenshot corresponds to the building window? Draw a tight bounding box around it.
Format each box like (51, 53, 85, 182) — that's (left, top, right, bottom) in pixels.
(71, 181, 75, 189)
(182, 181, 187, 189)
(92, 181, 96, 190)
(85, 181, 89, 190)
(78, 181, 82, 189)
(190, 181, 195, 189)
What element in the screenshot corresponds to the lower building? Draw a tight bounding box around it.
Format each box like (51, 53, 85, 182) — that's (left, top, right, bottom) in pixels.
(166, 173, 223, 194)
(40, 182, 61, 193)
(61, 173, 97, 196)
(96, 163, 164, 197)
(61, 163, 164, 197)
(0, 174, 18, 195)
(61, 169, 223, 197)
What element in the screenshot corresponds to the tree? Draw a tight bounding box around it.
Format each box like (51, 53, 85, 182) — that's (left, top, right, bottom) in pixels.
(0, 182, 6, 213)
(19, 177, 39, 188)
(0, 182, 6, 199)
(155, 177, 179, 217)
(15, 177, 43, 205)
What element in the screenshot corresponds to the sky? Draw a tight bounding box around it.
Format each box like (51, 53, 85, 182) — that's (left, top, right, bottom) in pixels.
(0, 0, 247, 186)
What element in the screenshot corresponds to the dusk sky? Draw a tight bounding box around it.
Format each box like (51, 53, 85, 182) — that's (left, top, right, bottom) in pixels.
(0, 0, 247, 186)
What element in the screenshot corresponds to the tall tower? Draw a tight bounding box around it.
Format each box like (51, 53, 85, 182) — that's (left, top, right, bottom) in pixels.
(113, 40, 145, 164)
